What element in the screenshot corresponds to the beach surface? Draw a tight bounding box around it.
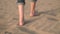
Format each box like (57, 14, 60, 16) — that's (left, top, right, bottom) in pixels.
(0, 0, 60, 34)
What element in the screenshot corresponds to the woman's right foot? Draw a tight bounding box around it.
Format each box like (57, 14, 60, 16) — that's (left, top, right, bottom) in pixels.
(30, 14, 34, 17)
(30, 12, 35, 17)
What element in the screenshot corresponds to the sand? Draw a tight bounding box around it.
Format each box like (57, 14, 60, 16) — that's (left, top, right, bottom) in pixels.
(0, 0, 60, 34)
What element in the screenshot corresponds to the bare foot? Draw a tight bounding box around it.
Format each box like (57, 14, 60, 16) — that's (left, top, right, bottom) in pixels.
(30, 11, 39, 17)
(18, 22, 24, 26)
(30, 14, 34, 17)
(30, 12, 35, 17)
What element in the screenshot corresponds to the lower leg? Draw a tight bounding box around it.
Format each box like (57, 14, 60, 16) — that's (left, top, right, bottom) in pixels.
(18, 4, 24, 26)
(30, 2, 36, 16)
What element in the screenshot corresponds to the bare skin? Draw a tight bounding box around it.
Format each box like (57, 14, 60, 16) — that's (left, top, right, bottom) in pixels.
(30, 2, 36, 17)
(18, 4, 24, 26)
(18, 2, 36, 26)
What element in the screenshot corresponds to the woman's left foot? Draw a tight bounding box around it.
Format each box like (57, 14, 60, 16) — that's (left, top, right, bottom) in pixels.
(18, 22, 24, 26)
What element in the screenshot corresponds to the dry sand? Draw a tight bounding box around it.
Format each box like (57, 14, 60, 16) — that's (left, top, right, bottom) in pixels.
(0, 0, 60, 34)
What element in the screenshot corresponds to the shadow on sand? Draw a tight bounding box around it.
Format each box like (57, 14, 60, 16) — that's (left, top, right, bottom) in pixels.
(24, 8, 60, 25)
